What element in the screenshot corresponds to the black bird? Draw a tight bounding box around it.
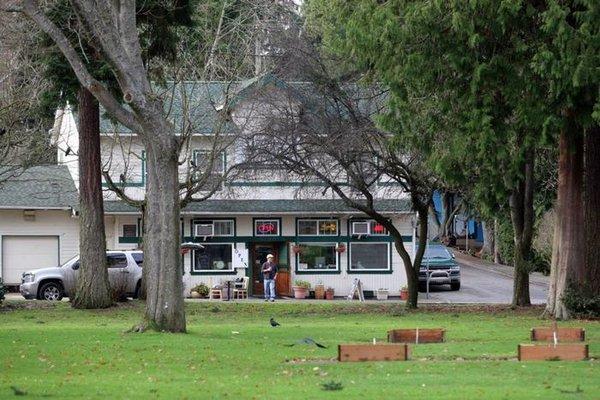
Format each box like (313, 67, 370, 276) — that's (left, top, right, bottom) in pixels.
(270, 318, 280, 327)
(190, 159, 197, 168)
(64, 146, 72, 156)
(285, 337, 328, 349)
(119, 173, 126, 183)
(10, 386, 27, 396)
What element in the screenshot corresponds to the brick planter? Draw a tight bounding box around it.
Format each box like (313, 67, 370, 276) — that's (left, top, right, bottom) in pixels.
(338, 344, 410, 362)
(518, 344, 589, 361)
(387, 328, 445, 344)
(530, 327, 585, 342)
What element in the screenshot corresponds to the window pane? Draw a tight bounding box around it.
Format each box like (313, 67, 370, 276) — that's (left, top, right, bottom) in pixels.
(318, 220, 338, 235)
(255, 220, 279, 236)
(370, 221, 388, 235)
(123, 224, 137, 237)
(193, 244, 233, 271)
(132, 253, 143, 266)
(107, 254, 127, 268)
(213, 220, 233, 236)
(350, 243, 389, 270)
(298, 220, 317, 235)
(298, 244, 337, 270)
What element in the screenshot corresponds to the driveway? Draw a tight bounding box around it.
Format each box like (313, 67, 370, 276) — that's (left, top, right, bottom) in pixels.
(419, 252, 549, 304)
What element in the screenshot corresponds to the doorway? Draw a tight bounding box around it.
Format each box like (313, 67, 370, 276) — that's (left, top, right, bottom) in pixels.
(251, 243, 278, 296)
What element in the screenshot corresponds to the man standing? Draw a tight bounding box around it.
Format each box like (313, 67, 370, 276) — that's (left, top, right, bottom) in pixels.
(261, 254, 278, 302)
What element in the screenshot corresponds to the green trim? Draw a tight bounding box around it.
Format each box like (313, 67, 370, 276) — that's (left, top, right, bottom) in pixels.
(101, 150, 145, 188)
(252, 217, 282, 238)
(118, 237, 141, 244)
(346, 241, 393, 274)
(294, 241, 341, 275)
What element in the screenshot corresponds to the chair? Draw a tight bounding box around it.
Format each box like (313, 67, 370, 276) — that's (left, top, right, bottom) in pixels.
(233, 277, 249, 300)
(209, 286, 223, 300)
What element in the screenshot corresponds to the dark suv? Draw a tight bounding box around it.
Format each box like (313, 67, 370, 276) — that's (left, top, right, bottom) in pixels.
(418, 244, 461, 291)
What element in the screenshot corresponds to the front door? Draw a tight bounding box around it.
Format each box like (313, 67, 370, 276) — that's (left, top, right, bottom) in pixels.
(252, 244, 278, 296)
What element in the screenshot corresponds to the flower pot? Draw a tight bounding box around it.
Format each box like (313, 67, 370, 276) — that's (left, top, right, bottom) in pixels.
(314, 285, 325, 300)
(325, 288, 334, 300)
(293, 286, 309, 299)
(376, 290, 389, 301)
(400, 289, 409, 300)
(190, 290, 200, 299)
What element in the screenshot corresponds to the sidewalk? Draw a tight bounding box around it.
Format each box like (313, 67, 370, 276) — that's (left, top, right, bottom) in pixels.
(454, 252, 549, 287)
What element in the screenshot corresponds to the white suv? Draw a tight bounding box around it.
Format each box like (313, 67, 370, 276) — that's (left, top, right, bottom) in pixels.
(20, 251, 143, 301)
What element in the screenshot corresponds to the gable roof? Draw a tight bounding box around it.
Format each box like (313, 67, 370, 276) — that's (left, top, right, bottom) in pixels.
(0, 165, 77, 210)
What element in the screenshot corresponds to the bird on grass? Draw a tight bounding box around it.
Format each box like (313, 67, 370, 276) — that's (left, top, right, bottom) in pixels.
(270, 318, 280, 327)
(285, 337, 328, 349)
(10, 386, 27, 396)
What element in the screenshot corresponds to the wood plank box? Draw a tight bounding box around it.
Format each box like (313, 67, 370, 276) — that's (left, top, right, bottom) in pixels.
(530, 327, 585, 342)
(387, 328, 445, 343)
(518, 344, 589, 361)
(338, 344, 410, 362)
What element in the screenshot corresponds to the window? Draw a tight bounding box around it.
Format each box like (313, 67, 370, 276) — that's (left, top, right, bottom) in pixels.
(193, 150, 225, 189)
(297, 243, 338, 271)
(254, 219, 280, 236)
(193, 219, 234, 237)
(107, 253, 128, 269)
(297, 219, 338, 236)
(351, 220, 389, 235)
(349, 243, 390, 271)
(122, 224, 137, 237)
(132, 252, 143, 266)
(192, 244, 233, 272)
(369, 220, 388, 235)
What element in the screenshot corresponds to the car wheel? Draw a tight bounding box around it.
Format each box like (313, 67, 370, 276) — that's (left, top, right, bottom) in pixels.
(39, 282, 64, 301)
(450, 282, 461, 291)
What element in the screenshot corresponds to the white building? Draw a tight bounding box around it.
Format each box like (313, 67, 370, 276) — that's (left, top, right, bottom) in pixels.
(0, 75, 415, 297)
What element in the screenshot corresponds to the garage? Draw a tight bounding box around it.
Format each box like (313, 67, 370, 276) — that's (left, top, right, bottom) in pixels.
(1, 236, 60, 285)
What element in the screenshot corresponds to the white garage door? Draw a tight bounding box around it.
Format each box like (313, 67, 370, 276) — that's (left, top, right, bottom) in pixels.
(2, 236, 59, 285)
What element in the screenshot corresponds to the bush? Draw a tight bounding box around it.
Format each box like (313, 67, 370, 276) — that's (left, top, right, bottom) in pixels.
(562, 283, 600, 318)
(192, 283, 209, 298)
(293, 280, 311, 289)
(0, 278, 6, 305)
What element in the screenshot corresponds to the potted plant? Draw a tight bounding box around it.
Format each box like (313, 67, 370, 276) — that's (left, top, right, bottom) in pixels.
(191, 283, 209, 298)
(292, 280, 311, 299)
(376, 288, 389, 300)
(400, 286, 409, 300)
(325, 287, 335, 300)
(335, 243, 346, 253)
(314, 282, 325, 299)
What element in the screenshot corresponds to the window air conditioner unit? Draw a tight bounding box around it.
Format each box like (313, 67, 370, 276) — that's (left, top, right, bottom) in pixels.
(195, 223, 214, 237)
(351, 221, 370, 236)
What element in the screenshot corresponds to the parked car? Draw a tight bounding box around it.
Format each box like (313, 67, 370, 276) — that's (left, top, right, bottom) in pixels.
(19, 251, 143, 301)
(418, 244, 460, 291)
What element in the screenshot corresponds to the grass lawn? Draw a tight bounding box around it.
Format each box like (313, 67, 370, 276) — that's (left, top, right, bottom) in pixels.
(1, 301, 598, 399)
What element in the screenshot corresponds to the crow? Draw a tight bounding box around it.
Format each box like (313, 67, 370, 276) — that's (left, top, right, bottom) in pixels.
(270, 318, 280, 327)
(285, 337, 328, 349)
(65, 146, 72, 156)
(10, 386, 27, 396)
(119, 173, 126, 183)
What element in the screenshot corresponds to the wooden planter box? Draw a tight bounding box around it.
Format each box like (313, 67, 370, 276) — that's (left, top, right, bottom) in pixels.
(530, 327, 585, 342)
(388, 328, 445, 344)
(338, 344, 410, 362)
(518, 344, 589, 361)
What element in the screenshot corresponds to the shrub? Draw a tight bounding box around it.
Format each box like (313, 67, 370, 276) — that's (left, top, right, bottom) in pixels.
(293, 279, 311, 289)
(192, 283, 209, 298)
(0, 278, 6, 305)
(562, 283, 600, 318)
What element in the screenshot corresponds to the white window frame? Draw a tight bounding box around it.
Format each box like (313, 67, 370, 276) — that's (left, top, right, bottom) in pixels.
(348, 242, 391, 271)
(297, 242, 339, 271)
(192, 243, 235, 272)
(254, 219, 280, 236)
(297, 219, 339, 236)
(122, 224, 138, 237)
(212, 220, 235, 237)
(351, 221, 370, 235)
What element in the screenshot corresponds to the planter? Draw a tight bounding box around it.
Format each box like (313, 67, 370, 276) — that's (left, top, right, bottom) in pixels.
(314, 285, 325, 300)
(376, 290, 389, 301)
(338, 344, 410, 362)
(388, 328, 445, 344)
(292, 286, 309, 299)
(400, 288, 409, 300)
(325, 288, 335, 300)
(530, 327, 585, 342)
(518, 344, 588, 361)
(190, 291, 201, 299)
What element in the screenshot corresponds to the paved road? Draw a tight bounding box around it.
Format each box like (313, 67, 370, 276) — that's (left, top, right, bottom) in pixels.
(419, 253, 549, 304)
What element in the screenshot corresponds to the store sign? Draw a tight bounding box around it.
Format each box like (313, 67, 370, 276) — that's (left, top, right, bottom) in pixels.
(255, 220, 279, 235)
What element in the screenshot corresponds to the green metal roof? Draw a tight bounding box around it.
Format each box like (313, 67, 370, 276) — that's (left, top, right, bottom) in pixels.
(0, 165, 77, 209)
(103, 199, 412, 214)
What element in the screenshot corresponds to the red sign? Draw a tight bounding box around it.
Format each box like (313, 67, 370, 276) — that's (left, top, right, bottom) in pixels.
(257, 223, 277, 234)
(373, 223, 385, 234)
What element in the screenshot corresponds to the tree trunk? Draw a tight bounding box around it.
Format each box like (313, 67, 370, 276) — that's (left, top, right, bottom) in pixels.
(71, 86, 112, 309)
(139, 141, 186, 332)
(509, 148, 535, 307)
(583, 124, 600, 295)
(545, 124, 584, 319)
(493, 219, 501, 264)
(479, 220, 494, 259)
